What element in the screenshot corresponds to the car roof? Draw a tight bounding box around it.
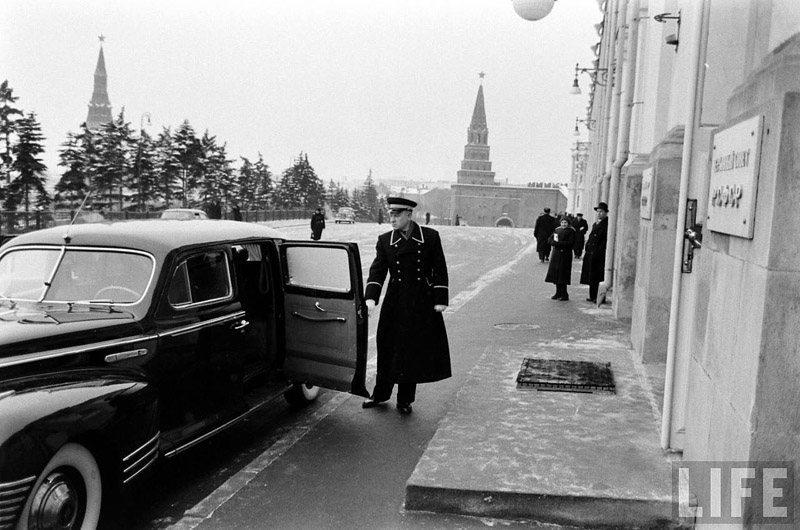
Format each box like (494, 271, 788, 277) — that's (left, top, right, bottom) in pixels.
(163, 208, 205, 213)
(3, 220, 286, 257)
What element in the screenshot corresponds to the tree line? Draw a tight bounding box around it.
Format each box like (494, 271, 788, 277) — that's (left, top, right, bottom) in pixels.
(0, 80, 383, 220)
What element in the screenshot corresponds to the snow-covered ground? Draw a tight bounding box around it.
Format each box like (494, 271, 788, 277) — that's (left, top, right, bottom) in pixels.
(259, 221, 536, 295)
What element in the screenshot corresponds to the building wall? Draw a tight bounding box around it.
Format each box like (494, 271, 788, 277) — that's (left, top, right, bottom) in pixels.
(451, 184, 566, 228)
(582, 4, 800, 519)
(683, 33, 800, 526)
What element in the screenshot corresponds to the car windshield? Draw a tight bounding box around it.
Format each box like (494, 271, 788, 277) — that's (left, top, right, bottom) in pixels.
(162, 210, 205, 220)
(0, 247, 154, 304)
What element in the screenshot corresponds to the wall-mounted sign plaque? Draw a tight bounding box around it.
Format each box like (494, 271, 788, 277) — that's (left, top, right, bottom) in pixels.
(706, 114, 763, 239)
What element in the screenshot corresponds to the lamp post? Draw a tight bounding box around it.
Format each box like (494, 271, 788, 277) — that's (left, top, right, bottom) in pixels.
(569, 63, 608, 95)
(573, 117, 597, 136)
(137, 112, 151, 213)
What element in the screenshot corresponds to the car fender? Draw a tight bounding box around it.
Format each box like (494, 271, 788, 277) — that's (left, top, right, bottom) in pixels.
(0, 372, 159, 490)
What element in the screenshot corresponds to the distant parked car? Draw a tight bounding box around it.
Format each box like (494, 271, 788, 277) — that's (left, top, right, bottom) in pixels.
(0, 220, 369, 529)
(160, 208, 209, 220)
(335, 207, 356, 224)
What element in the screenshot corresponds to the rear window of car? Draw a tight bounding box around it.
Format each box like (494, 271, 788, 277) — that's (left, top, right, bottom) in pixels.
(168, 250, 231, 307)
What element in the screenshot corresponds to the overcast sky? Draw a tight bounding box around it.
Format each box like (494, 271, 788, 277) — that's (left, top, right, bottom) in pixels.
(2, 0, 601, 187)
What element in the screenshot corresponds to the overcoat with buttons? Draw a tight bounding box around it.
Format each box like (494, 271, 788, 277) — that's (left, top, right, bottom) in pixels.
(545, 225, 576, 285)
(365, 222, 451, 384)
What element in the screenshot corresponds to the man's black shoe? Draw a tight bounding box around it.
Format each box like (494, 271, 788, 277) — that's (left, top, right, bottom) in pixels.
(551, 294, 560, 300)
(397, 403, 413, 414)
(586, 298, 596, 302)
(362, 399, 384, 409)
(559, 296, 569, 301)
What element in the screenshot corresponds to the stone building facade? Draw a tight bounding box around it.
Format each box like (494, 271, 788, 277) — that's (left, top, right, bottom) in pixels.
(577, 1, 800, 527)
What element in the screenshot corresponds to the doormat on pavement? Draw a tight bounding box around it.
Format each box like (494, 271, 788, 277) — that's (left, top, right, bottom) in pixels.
(516, 358, 615, 394)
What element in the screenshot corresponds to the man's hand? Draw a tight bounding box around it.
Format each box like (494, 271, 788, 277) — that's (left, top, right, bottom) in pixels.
(433, 305, 447, 313)
(366, 299, 376, 316)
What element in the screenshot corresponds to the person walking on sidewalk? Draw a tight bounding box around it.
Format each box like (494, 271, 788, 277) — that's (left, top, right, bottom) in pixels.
(545, 217, 576, 301)
(533, 208, 557, 262)
(572, 213, 588, 258)
(310, 207, 326, 240)
(580, 202, 609, 302)
(362, 197, 452, 415)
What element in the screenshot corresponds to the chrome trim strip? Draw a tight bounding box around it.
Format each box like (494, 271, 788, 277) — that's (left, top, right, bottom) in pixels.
(123, 453, 158, 485)
(1, 311, 246, 369)
(0, 334, 157, 369)
(157, 311, 246, 338)
(0, 488, 27, 498)
(0, 476, 35, 490)
(164, 394, 275, 458)
(123, 431, 160, 463)
(0, 495, 25, 508)
(124, 443, 159, 475)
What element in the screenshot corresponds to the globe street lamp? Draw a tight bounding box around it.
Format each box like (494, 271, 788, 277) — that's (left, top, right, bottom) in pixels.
(511, 0, 556, 21)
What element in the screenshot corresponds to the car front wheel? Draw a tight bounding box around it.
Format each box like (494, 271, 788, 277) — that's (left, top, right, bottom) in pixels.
(16, 443, 102, 530)
(283, 383, 320, 406)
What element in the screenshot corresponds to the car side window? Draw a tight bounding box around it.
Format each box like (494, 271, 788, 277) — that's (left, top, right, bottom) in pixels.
(168, 251, 231, 307)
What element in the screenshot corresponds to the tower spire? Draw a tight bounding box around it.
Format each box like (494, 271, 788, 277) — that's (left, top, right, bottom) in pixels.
(456, 75, 495, 185)
(86, 35, 113, 129)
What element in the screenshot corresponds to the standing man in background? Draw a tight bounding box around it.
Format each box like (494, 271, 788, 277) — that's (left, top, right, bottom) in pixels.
(580, 203, 609, 303)
(572, 213, 588, 259)
(310, 207, 325, 240)
(534, 207, 556, 262)
(362, 197, 451, 415)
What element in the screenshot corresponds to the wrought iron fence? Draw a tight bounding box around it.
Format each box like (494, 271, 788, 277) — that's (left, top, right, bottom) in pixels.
(0, 209, 313, 235)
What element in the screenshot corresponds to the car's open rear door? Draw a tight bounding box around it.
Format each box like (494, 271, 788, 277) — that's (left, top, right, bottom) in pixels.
(278, 241, 369, 397)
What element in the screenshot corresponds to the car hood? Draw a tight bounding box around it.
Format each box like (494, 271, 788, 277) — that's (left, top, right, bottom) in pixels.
(0, 304, 140, 355)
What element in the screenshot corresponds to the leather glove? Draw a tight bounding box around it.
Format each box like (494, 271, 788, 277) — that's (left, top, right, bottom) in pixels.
(366, 299, 376, 316)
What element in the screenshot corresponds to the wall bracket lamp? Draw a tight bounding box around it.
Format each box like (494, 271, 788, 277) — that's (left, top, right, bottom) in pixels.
(654, 11, 681, 51)
(573, 117, 596, 136)
(569, 63, 608, 95)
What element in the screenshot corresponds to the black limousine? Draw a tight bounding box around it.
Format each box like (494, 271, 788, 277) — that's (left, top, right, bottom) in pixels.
(0, 220, 369, 530)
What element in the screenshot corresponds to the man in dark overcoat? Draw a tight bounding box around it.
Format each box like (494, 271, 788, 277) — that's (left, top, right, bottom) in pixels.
(362, 197, 451, 414)
(310, 207, 325, 240)
(545, 217, 576, 301)
(572, 213, 589, 258)
(580, 202, 609, 302)
(533, 208, 557, 262)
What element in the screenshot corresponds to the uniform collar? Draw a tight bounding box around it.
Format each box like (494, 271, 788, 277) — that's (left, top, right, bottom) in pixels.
(390, 221, 424, 245)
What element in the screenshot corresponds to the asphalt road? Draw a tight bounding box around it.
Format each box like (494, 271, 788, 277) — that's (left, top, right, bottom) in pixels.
(113, 222, 577, 530)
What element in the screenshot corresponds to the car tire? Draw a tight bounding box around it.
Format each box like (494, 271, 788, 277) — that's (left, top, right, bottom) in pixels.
(16, 443, 102, 530)
(283, 383, 320, 406)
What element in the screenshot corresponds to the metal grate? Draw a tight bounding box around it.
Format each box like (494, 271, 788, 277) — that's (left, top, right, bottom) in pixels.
(516, 358, 615, 394)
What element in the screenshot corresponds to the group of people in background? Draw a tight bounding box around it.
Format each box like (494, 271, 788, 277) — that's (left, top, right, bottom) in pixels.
(535, 203, 608, 303)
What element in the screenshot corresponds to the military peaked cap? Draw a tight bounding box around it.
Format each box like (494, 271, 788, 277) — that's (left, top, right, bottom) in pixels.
(387, 197, 417, 211)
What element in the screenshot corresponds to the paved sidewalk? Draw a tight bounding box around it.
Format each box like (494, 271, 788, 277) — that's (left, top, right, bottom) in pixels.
(404, 247, 683, 529)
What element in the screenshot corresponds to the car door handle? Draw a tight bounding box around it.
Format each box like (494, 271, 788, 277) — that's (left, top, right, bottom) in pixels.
(314, 301, 326, 312)
(291, 311, 346, 323)
(231, 319, 250, 331)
